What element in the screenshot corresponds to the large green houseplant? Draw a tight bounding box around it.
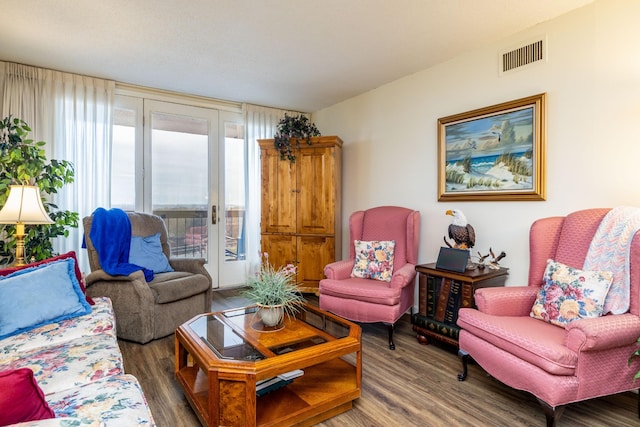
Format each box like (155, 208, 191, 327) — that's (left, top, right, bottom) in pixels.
(0, 116, 78, 265)
(273, 113, 321, 162)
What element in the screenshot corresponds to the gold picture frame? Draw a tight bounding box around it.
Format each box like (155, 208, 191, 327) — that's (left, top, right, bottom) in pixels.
(438, 93, 546, 201)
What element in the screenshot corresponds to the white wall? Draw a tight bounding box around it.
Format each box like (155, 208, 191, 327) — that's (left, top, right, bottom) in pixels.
(313, 0, 640, 287)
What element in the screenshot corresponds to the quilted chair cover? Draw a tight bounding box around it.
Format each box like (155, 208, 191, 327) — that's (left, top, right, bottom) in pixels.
(457, 208, 640, 426)
(319, 206, 420, 349)
(83, 212, 212, 343)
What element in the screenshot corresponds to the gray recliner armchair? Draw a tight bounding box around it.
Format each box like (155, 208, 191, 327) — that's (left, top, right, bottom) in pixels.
(83, 211, 212, 343)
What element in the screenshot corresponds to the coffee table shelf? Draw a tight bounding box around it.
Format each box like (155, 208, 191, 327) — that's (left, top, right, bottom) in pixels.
(175, 304, 362, 427)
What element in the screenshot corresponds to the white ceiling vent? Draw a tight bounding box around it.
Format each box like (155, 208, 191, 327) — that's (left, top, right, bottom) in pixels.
(499, 37, 546, 75)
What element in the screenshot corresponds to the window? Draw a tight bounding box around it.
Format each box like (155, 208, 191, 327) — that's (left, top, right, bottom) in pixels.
(112, 105, 138, 210)
(224, 123, 246, 261)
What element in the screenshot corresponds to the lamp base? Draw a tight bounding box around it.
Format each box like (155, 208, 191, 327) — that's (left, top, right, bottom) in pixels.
(14, 227, 27, 266)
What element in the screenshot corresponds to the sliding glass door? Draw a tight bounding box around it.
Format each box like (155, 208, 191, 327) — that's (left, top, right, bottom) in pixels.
(144, 100, 217, 273)
(112, 95, 247, 287)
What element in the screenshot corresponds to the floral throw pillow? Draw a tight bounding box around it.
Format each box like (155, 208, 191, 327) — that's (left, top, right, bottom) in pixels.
(351, 240, 395, 282)
(530, 259, 614, 327)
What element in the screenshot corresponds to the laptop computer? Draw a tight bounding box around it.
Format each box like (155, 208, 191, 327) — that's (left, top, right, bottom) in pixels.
(435, 247, 470, 273)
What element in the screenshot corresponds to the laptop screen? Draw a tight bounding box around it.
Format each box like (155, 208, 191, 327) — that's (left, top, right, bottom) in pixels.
(435, 247, 470, 273)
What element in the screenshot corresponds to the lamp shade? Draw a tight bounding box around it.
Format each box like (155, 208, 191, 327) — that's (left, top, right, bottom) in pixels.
(0, 185, 54, 225)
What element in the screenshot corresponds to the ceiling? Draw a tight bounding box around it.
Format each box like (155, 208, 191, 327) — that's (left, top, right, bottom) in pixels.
(1, 0, 595, 112)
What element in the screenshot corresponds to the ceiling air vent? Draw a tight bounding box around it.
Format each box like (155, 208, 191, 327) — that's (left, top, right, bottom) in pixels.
(500, 38, 545, 75)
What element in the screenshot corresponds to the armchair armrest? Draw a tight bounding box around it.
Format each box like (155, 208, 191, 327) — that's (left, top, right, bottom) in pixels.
(84, 268, 156, 342)
(474, 285, 540, 316)
(324, 259, 355, 280)
(85, 269, 147, 285)
(389, 263, 417, 289)
(169, 257, 209, 277)
(565, 313, 640, 352)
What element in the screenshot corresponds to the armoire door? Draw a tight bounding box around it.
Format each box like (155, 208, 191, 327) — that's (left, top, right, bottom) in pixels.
(260, 146, 297, 234)
(296, 146, 336, 235)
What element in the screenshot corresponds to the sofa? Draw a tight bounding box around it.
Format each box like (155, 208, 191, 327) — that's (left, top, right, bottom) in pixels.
(0, 253, 155, 426)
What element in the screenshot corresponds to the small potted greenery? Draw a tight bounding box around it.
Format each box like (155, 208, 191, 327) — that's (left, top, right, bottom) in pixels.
(628, 338, 640, 380)
(242, 253, 305, 327)
(273, 113, 321, 162)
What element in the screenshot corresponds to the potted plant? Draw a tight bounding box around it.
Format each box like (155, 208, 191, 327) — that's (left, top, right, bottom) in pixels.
(242, 253, 305, 327)
(0, 116, 78, 265)
(628, 338, 640, 380)
(273, 113, 321, 162)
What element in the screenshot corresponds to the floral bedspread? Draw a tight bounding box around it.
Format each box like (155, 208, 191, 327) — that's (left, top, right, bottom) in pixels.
(0, 297, 155, 426)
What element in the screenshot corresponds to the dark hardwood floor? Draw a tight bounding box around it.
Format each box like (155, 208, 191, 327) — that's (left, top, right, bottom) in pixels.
(118, 288, 639, 427)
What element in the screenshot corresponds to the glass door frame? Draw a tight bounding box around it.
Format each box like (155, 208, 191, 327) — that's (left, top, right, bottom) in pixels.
(218, 111, 247, 287)
(143, 100, 219, 283)
(113, 91, 247, 289)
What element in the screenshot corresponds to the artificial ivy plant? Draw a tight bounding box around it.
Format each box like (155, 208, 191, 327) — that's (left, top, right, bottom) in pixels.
(0, 116, 78, 265)
(629, 338, 640, 380)
(273, 113, 321, 162)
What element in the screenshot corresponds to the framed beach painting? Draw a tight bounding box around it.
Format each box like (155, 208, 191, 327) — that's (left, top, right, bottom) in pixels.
(437, 93, 546, 201)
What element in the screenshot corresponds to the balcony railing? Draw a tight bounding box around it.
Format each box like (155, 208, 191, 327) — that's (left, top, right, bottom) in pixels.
(154, 208, 207, 258)
(153, 207, 245, 261)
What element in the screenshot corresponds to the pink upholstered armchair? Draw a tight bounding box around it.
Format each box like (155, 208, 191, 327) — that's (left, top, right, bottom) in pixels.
(319, 206, 420, 350)
(457, 208, 640, 426)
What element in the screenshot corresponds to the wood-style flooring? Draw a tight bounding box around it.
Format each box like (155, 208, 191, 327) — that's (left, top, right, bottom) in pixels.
(117, 288, 639, 427)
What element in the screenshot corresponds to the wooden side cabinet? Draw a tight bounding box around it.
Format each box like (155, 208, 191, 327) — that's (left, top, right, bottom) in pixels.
(411, 263, 508, 347)
(258, 136, 342, 294)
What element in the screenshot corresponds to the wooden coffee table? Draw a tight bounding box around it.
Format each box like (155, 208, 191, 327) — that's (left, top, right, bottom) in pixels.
(175, 303, 362, 427)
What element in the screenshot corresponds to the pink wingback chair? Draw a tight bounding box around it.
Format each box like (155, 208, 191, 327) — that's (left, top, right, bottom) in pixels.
(319, 206, 420, 350)
(457, 208, 640, 426)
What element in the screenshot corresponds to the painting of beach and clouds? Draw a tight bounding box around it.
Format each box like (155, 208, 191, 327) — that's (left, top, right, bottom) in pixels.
(438, 94, 546, 201)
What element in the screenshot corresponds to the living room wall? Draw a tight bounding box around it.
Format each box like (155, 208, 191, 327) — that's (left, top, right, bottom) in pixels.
(312, 0, 640, 287)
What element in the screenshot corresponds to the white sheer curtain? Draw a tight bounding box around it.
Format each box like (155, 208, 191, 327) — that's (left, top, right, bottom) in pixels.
(1, 62, 55, 146)
(1, 61, 114, 273)
(242, 104, 309, 274)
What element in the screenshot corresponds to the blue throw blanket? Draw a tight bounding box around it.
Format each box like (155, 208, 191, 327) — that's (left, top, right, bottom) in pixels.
(89, 208, 154, 282)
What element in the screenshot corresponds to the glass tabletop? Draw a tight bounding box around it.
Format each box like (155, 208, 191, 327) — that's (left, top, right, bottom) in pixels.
(188, 305, 352, 361)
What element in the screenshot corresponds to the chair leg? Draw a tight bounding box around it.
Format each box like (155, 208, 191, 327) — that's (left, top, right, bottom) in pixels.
(537, 398, 565, 427)
(386, 323, 395, 350)
(457, 349, 469, 381)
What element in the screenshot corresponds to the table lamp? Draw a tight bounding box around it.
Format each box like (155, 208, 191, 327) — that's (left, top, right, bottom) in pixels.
(0, 185, 54, 266)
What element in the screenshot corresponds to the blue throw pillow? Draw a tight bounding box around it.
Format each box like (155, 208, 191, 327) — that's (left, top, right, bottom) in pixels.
(129, 233, 174, 274)
(0, 258, 93, 340)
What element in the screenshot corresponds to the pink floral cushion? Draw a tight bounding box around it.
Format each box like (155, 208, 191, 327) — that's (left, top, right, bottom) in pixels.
(351, 240, 395, 282)
(530, 259, 613, 327)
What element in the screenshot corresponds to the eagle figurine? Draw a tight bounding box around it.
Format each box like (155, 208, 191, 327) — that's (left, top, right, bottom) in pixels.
(445, 209, 476, 249)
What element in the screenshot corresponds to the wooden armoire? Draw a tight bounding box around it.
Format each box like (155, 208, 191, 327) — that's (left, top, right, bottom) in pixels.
(258, 136, 342, 294)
